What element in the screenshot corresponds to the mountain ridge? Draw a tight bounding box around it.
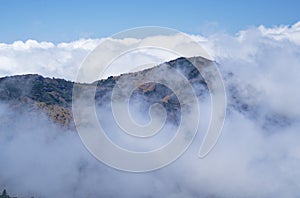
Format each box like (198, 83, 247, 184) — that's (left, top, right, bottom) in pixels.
(0, 56, 211, 127)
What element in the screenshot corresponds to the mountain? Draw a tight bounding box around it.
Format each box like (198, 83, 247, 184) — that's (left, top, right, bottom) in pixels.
(0, 56, 211, 127)
(0, 55, 287, 132)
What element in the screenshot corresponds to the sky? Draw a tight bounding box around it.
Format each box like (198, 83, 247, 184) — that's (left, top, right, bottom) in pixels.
(1, 0, 300, 43)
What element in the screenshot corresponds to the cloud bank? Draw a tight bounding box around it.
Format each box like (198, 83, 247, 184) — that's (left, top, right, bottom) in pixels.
(1, 22, 300, 81)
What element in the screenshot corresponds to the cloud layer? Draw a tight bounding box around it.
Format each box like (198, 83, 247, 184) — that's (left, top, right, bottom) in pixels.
(1, 22, 300, 81)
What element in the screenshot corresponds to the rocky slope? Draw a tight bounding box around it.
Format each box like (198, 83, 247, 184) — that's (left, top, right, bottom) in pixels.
(0, 56, 210, 127)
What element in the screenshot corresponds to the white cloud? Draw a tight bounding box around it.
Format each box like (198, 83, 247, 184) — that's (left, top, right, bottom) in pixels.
(0, 40, 91, 80)
(0, 33, 211, 81)
(218, 29, 300, 118)
(258, 21, 300, 44)
(0, 22, 300, 82)
(57, 38, 103, 50)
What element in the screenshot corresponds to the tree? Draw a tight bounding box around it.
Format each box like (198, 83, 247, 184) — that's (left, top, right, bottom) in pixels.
(1, 189, 10, 198)
(1, 190, 7, 196)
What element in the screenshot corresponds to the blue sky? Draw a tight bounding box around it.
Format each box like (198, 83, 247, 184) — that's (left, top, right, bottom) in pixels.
(0, 0, 299, 43)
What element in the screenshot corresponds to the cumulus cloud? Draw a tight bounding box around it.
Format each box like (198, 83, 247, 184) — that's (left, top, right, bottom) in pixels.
(1, 22, 299, 81)
(258, 21, 300, 44)
(0, 39, 102, 81)
(0, 33, 211, 81)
